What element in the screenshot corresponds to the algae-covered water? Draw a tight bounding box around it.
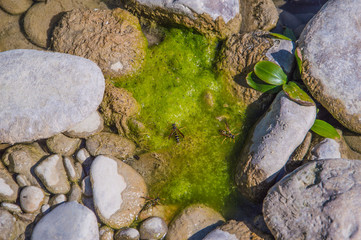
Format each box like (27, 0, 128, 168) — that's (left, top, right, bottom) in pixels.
(113, 28, 249, 211)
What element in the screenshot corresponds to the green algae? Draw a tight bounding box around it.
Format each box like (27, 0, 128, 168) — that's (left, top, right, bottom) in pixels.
(112, 28, 248, 211)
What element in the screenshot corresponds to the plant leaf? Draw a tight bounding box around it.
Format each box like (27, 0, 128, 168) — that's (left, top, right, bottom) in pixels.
(282, 81, 314, 106)
(246, 72, 281, 93)
(283, 28, 297, 42)
(295, 47, 303, 75)
(311, 119, 340, 139)
(269, 33, 292, 41)
(254, 61, 288, 86)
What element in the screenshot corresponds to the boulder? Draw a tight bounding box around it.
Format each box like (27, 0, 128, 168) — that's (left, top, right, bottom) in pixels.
(90, 155, 147, 228)
(0, 49, 105, 144)
(52, 8, 147, 77)
(263, 158, 361, 239)
(299, 0, 361, 133)
(235, 91, 316, 202)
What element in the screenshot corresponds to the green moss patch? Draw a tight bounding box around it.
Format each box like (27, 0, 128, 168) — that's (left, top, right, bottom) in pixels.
(113, 28, 248, 211)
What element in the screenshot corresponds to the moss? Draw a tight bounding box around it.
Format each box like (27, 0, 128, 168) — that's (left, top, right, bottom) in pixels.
(112, 28, 249, 211)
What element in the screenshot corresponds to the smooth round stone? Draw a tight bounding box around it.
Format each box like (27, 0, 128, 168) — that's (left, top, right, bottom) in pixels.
(31, 201, 99, 240)
(20, 186, 44, 213)
(139, 217, 167, 240)
(0, 49, 105, 144)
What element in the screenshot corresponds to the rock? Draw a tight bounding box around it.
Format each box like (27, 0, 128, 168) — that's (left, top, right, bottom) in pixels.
(263, 158, 361, 239)
(52, 8, 147, 78)
(138, 204, 179, 225)
(166, 204, 224, 240)
(76, 148, 92, 164)
(41, 204, 50, 214)
(31, 201, 99, 240)
(310, 138, 341, 160)
(63, 157, 81, 182)
(34, 154, 71, 194)
(122, 0, 242, 39)
(19, 186, 44, 213)
(114, 228, 140, 240)
(203, 229, 238, 240)
(81, 176, 93, 197)
(86, 132, 136, 160)
(2, 143, 47, 186)
(217, 31, 295, 119)
(23, 0, 107, 48)
(49, 194, 67, 206)
(235, 91, 316, 202)
(90, 155, 147, 228)
(299, 0, 361, 133)
(139, 217, 168, 240)
(0, 49, 105, 144)
(46, 134, 81, 156)
(99, 82, 140, 135)
(0, 0, 33, 15)
(0, 168, 19, 202)
(16, 174, 30, 187)
(64, 111, 104, 138)
(0, 209, 16, 240)
(100, 226, 114, 240)
(67, 183, 82, 203)
(343, 130, 361, 154)
(1, 202, 22, 214)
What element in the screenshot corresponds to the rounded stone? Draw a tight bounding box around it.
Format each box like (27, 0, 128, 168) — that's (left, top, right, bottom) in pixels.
(0, 0, 33, 15)
(139, 216, 168, 240)
(20, 186, 44, 213)
(114, 228, 139, 240)
(0, 49, 105, 144)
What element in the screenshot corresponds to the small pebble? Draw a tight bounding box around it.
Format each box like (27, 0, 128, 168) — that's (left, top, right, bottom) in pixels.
(81, 176, 93, 197)
(1, 202, 22, 214)
(49, 194, 67, 206)
(16, 174, 30, 187)
(114, 228, 140, 240)
(20, 186, 44, 213)
(139, 216, 168, 240)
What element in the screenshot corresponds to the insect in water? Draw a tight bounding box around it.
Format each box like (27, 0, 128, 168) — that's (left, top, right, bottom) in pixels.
(141, 196, 162, 211)
(168, 123, 184, 144)
(219, 121, 239, 144)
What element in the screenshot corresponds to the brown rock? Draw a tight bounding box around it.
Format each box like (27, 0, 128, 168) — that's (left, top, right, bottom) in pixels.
(0, 0, 33, 15)
(46, 134, 81, 156)
(217, 220, 273, 240)
(343, 130, 361, 154)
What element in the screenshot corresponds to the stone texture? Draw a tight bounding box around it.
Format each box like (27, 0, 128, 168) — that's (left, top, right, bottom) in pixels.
(100, 226, 114, 240)
(235, 91, 316, 202)
(31, 201, 99, 240)
(0, 0, 33, 15)
(1, 202, 22, 214)
(81, 176, 93, 197)
(122, 0, 242, 39)
(310, 138, 341, 160)
(52, 8, 147, 78)
(86, 132, 136, 160)
(46, 134, 81, 156)
(19, 186, 44, 213)
(166, 204, 224, 240)
(139, 216, 168, 240)
(63, 157, 81, 182)
(90, 155, 147, 229)
(343, 130, 361, 154)
(34, 154, 71, 194)
(64, 111, 104, 138)
(215, 220, 273, 240)
(67, 183, 82, 203)
(114, 228, 140, 240)
(263, 158, 361, 240)
(49, 194, 67, 206)
(203, 229, 238, 240)
(0, 49, 105, 144)
(299, 0, 361, 133)
(0, 209, 16, 240)
(0, 167, 19, 202)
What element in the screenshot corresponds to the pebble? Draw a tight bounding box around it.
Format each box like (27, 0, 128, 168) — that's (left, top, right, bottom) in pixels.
(114, 228, 140, 240)
(76, 148, 92, 164)
(0, 168, 19, 202)
(1, 202, 22, 214)
(63, 156, 80, 182)
(46, 134, 81, 156)
(68, 183, 82, 203)
(16, 174, 30, 187)
(64, 111, 104, 138)
(81, 176, 93, 197)
(49, 194, 67, 206)
(20, 186, 44, 213)
(203, 229, 238, 240)
(0, 209, 16, 240)
(139, 216, 168, 240)
(310, 138, 341, 160)
(99, 226, 114, 240)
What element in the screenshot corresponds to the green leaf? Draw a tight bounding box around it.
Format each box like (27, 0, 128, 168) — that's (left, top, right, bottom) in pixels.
(246, 72, 282, 93)
(283, 28, 297, 42)
(295, 47, 303, 75)
(311, 119, 340, 139)
(269, 32, 292, 41)
(254, 61, 288, 86)
(282, 81, 314, 106)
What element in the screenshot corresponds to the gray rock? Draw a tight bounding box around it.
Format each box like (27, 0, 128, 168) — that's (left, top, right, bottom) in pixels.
(49, 194, 67, 206)
(0, 167, 19, 202)
(86, 132, 136, 160)
(114, 227, 140, 240)
(263, 158, 361, 240)
(0, 49, 105, 144)
(213, 220, 273, 240)
(34, 154, 71, 194)
(31, 201, 99, 240)
(2, 143, 47, 187)
(0, 209, 16, 240)
(19, 186, 44, 213)
(64, 111, 104, 138)
(166, 204, 225, 240)
(285, 131, 312, 172)
(235, 91, 316, 202)
(90, 155, 147, 229)
(139, 216, 167, 240)
(203, 229, 238, 240)
(310, 138, 341, 160)
(46, 134, 81, 156)
(299, 0, 361, 133)
(100, 226, 114, 240)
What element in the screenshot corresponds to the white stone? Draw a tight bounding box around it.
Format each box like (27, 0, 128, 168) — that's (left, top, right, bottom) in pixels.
(36, 155, 60, 186)
(0, 49, 105, 144)
(110, 61, 124, 71)
(41, 204, 50, 213)
(65, 111, 104, 138)
(16, 174, 30, 187)
(311, 138, 341, 160)
(76, 148, 91, 164)
(50, 194, 67, 206)
(0, 178, 14, 196)
(20, 186, 44, 213)
(203, 229, 238, 240)
(1, 202, 22, 214)
(63, 157, 78, 182)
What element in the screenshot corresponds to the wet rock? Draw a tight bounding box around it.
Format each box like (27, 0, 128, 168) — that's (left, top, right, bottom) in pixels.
(263, 158, 361, 239)
(343, 130, 361, 154)
(67, 183, 82, 203)
(86, 132, 136, 160)
(139, 216, 167, 240)
(0, 209, 16, 240)
(0, 0, 33, 15)
(46, 134, 81, 156)
(1, 202, 22, 214)
(34, 154, 71, 194)
(203, 229, 238, 240)
(123, 0, 242, 39)
(64, 111, 104, 138)
(2, 143, 47, 186)
(52, 8, 147, 78)
(31, 201, 99, 240)
(23, 0, 106, 48)
(310, 138, 341, 160)
(299, 0, 361, 134)
(81, 176, 93, 197)
(166, 204, 224, 240)
(0, 167, 19, 202)
(235, 91, 316, 202)
(100, 226, 114, 240)
(49, 194, 67, 206)
(90, 155, 147, 228)
(0, 49, 105, 144)
(99, 82, 140, 135)
(114, 227, 140, 240)
(19, 186, 44, 213)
